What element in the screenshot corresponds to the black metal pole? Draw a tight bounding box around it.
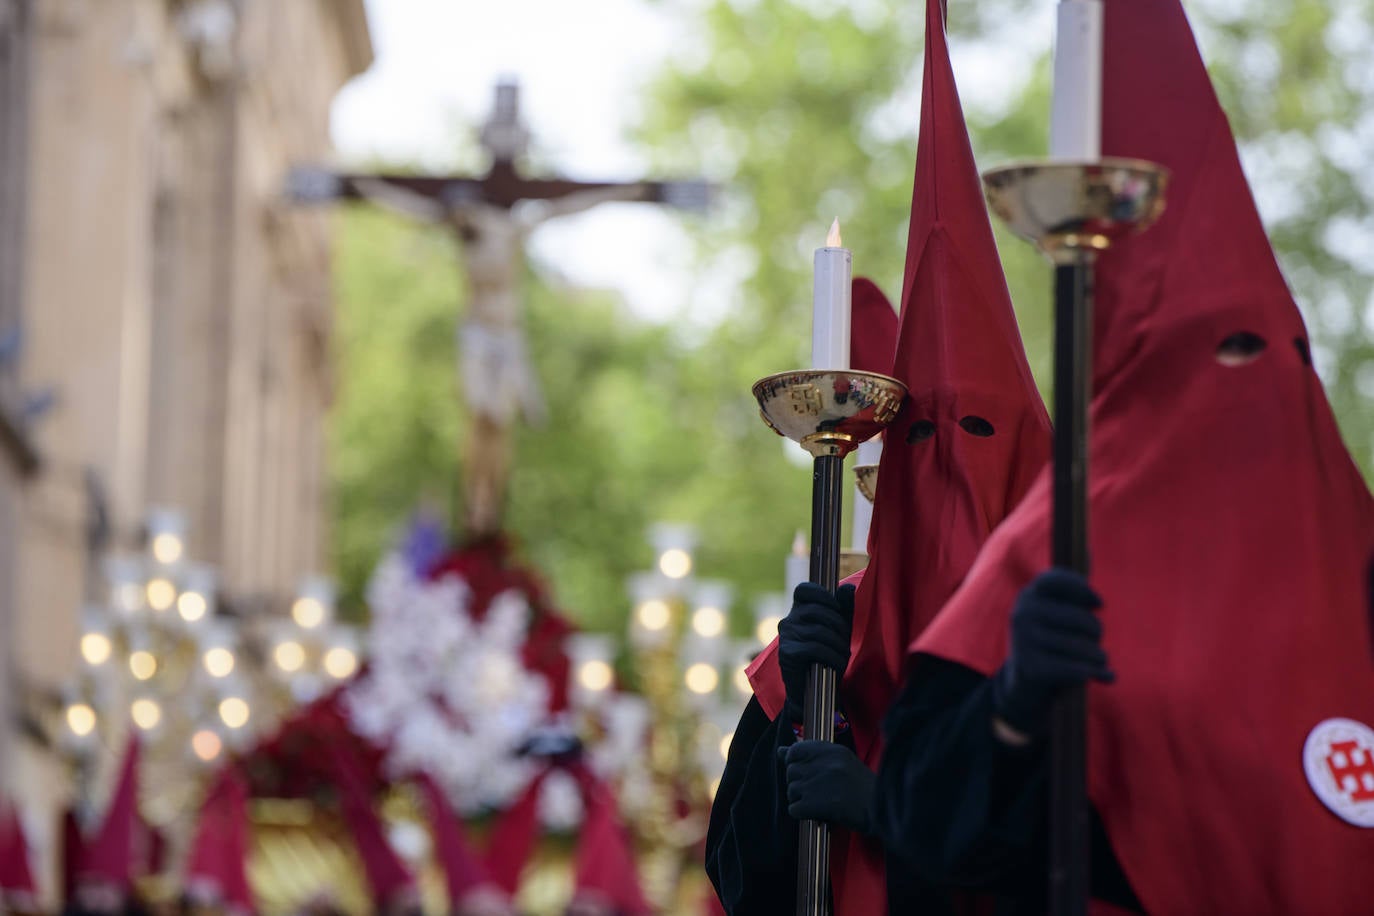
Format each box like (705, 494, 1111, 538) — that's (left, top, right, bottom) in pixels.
(1048, 257, 1093, 916)
(796, 451, 845, 916)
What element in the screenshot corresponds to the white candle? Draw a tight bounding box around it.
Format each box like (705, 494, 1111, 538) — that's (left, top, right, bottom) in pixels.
(785, 530, 809, 595)
(811, 219, 852, 370)
(850, 438, 882, 551)
(1049, 0, 1103, 161)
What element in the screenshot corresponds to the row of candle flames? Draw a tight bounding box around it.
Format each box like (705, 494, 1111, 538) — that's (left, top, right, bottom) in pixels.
(62, 509, 360, 767)
(61, 517, 811, 809)
(566, 525, 814, 800)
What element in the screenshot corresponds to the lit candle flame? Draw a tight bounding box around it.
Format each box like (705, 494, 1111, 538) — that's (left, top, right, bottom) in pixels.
(826, 218, 842, 247)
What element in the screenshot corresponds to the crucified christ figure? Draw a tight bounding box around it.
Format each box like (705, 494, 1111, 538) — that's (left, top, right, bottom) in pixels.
(351, 176, 670, 535)
(289, 80, 707, 537)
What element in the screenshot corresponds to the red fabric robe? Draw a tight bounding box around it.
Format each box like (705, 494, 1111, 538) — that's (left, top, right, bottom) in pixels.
(184, 766, 255, 914)
(0, 800, 37, 901)
(912, 1, 1374, 911)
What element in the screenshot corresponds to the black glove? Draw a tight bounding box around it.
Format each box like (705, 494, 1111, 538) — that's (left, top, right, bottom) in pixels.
(778, 582, 856, 715)
(992, 568, 1114, 738)
(776, 740, 875, 834)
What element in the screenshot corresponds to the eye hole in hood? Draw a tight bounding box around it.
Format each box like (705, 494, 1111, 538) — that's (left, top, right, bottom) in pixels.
(907, 420, 936, 444)
(1215, 331, 1267, 366)
(1294, 337, 1312, 366)
(958, 416, 995, 437)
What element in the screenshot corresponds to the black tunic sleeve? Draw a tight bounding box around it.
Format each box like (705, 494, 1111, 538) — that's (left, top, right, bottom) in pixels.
(705, 696, 798, 915)
(872, 656, 1141, 912)
(873, 656, 1046, 895)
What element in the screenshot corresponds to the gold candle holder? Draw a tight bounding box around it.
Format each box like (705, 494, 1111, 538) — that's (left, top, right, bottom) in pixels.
(853, 464, 879, 503)
(982, 158, 1168, 263)
(752, 369, 907, 458)
(751, 367, 906, 915)
(981, 155, 1168, 916)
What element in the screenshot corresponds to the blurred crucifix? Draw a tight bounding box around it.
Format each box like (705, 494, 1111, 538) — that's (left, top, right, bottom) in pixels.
(289, 80, 708, 537)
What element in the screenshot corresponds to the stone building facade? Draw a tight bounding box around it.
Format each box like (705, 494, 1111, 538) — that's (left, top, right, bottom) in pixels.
(0, 0, 370, 899)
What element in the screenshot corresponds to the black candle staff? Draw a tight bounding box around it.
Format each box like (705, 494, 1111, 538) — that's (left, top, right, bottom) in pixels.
(982, 160, 1167, 915)
(751, 368, 907, 915)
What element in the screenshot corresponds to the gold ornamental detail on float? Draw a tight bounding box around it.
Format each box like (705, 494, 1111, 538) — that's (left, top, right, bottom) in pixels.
(631, 594, 713, 911)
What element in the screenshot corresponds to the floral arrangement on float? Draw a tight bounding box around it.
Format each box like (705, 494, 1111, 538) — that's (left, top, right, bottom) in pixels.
(184, 518, 654, 916)
(344, 518, 652, 829)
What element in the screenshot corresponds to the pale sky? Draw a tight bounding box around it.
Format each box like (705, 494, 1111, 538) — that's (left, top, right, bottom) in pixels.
(329, 0, 1367, 350)
(328, 0, 1053, 324)
(326, 1, 1370, 462)
(330, 0, 702, 321)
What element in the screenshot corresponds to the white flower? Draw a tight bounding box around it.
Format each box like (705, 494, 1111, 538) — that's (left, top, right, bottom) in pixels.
(345, 551, 561, 815)
(345, 549, 658, 825)
(537, 769, 584, 832)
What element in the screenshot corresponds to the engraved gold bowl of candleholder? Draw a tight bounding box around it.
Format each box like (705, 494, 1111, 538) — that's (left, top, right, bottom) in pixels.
(982, 159, 1170, 263)
(853, 465, 879, 503)
(752, 370, 908, 458)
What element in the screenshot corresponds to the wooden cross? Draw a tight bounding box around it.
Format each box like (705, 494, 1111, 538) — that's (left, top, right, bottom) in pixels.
(290, 81, 708, 213)
(288, 79, 707, 538)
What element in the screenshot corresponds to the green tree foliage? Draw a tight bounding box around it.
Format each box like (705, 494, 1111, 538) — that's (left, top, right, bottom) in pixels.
(1193, 0, 1374, 469)
(332, 0, 1372, 635)
(637, 0, 1372, 472)
(506, 269, 736, 632)
(331, 208, 465, 616)
(331, 205, 812, 629)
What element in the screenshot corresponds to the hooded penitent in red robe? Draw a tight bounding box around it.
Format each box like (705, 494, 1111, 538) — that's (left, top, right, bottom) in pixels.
(485, 763, 651, 912)
(331, 745, 417, 908)
(912, 1, 1374, 912)
(0, 799, 37, 903)
(746, 1, 1050, 909)
(569, 768, 653, 916)
(185, 766, 255, 914)
(82, 734, 142, 890)
(485, 769, 549, 895)
(417, 773, 513, 914)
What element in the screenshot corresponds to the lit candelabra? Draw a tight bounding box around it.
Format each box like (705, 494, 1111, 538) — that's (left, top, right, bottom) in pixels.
(266, 575, 361, 703)
(564, 524, 778, 912)
(61, 507, 361, 832)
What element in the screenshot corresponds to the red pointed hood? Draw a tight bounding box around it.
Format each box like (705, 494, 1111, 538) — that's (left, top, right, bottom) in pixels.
(913, 1, 1374, 911)
(484, 769, 549, 894)
(83, 734, 142, 888)
(849, 277, 899, 375)
(842, 0, 1049, 763)
(185, 766, 255, 914)
(750, 0, 1053, 733)
(834, 5, 1049, 911)
(0, 800, 37, 899)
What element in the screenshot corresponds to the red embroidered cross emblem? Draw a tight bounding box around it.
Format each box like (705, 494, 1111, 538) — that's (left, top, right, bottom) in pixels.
(1325, 740, 1374, 803)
